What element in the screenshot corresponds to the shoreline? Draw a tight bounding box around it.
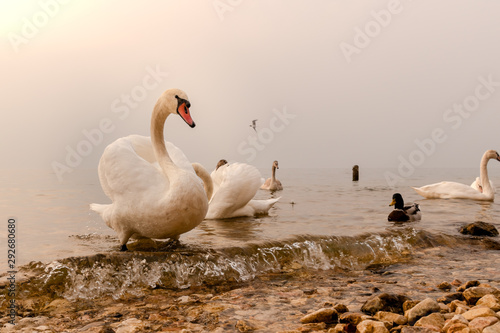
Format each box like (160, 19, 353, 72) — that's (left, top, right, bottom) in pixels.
(1, 245, 499, 332)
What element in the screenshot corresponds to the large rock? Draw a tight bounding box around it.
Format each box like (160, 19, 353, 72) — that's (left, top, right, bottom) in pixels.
(445, 323, 471, 333)
(361, 293, 409, 315)
(334, 303, 350, 314)
(463, 287, 500, 305)
(457, 281, 480, 292)
(331, 323, 356, 333)
(356, 319, 389, 333)
(442, 314, 469, 333)
(438, 282, 453, 291)
(459, 222, 499, 237)
(450, 301, 469, 312)
(414, 313, 445, 331)
(373, 311, 407, 326)
(112, 318, 145, 333)
(300, 308, 338, 324)
(469, 316, 499, 332)
(339, 312, 365, 326)
(405, 298, 441, 325)
(484, 322, 500, 333)
(462, 307, 497, 321)
(476, 294, 500, 311)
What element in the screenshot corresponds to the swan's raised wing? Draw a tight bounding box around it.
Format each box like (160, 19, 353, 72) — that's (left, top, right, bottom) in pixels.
(471, 178, 496, 194)
(98, 135, 168, 202)
(208, 163, 262, 218)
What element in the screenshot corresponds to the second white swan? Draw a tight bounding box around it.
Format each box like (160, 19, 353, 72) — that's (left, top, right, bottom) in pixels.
(193, 160, 280, 219)
(412, 150, 500, 201)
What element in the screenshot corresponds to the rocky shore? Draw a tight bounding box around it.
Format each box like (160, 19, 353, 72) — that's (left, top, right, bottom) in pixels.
(1, 225, 500, 333)
(1, 256, 500, 333)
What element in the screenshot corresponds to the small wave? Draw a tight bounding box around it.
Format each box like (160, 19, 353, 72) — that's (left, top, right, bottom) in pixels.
(11, 229, 500, 300)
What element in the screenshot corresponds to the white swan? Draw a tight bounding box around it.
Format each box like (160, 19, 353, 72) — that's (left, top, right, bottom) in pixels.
(90, 89, 208, 250)
(260, 160, 283, 191)
(412, 150, 500, 201)
(192, 160, 280, 219)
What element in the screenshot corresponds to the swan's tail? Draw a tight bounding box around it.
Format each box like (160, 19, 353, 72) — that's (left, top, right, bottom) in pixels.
(411, 186, 424, 197)
(249, 197, 281, 215)
(90, 203, 109, 217)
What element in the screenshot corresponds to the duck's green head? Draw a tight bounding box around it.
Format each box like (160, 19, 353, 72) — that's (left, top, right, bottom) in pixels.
(389, 193, 404, 209)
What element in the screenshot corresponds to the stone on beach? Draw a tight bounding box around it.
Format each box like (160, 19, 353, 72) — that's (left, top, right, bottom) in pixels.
(356, 319, 389, 333)
(438, 282, 453, 291)
(476, 294, 500, 311)
(444, 323, 470, 333)
(339, 312, 366, 325)
(442, 314, 470, 333)
(373, 311, 408, 326)
(111, 318, 145, 333)
(483, 322, 500, 333)
(463, 287, 500, 305)
(300, 307, 339, 324)
(457, 281, 481, 292)
(414, 312, 445, 331)
(361, 293, 409, 315)
(468, 316, 499, 332)
(459, 222, 499, 237)
(405, 298, 441, 325)
(462, 307, 498, 321)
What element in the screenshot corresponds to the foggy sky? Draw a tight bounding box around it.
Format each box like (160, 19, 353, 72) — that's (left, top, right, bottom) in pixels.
(2, 0, 500, 180)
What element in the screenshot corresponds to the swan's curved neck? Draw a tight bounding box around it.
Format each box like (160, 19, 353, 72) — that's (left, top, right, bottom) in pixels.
(479, 153, 493, 195)
(151, 104, 176, 178)
(271, 165, 277, 182)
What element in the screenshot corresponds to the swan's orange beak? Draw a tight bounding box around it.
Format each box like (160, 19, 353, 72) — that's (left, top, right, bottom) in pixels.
(177, 102, 195, 128)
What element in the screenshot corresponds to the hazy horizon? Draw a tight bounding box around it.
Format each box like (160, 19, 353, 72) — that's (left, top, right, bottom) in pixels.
(2, 1, 500, 183)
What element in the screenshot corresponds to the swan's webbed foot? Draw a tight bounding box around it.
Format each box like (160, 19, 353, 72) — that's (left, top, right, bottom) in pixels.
(120, 244, 128, 251)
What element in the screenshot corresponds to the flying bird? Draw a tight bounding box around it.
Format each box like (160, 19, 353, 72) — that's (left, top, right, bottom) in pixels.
(249, 119, 258, 132)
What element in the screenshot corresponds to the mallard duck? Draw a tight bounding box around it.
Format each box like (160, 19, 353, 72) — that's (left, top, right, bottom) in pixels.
(388, 193, 421, 222)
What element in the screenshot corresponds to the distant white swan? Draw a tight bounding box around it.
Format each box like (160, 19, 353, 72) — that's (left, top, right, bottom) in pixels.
(261, 160, 283, 191)
(412, 150, 500, 201)
(192, 160, 280, 219)
(90, 89, 208, 250)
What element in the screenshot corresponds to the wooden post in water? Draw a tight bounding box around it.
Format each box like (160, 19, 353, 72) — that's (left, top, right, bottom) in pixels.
(352, 165, 359, 181)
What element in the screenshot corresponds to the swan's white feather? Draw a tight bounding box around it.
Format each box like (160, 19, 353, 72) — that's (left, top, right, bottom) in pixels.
(98, 135, 168, 205)
(470, 177, 496, 194)
(93, 135, 207, 243)
(206, 163, 264, 219)
(412, 181, 492, 200)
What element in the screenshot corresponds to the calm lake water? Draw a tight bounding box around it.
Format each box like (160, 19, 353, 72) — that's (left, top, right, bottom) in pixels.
(1, 167, 499, 299)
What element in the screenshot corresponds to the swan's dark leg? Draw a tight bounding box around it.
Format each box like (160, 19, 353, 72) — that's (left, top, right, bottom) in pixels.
(118, 229, 133, 252)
